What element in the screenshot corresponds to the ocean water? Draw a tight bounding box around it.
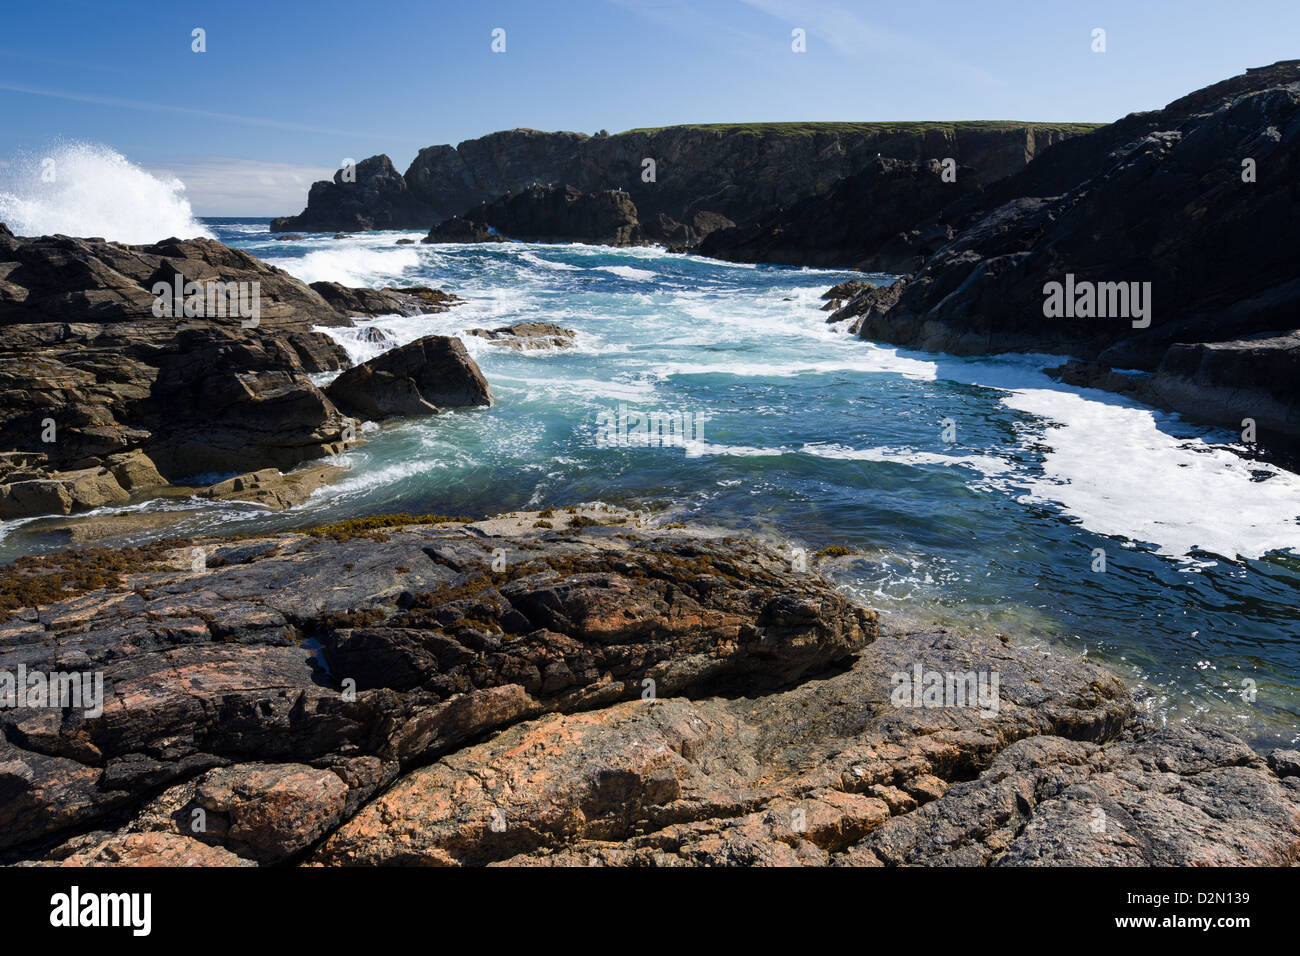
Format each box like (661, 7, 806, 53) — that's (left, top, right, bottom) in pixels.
(5, 211, 1300, 747)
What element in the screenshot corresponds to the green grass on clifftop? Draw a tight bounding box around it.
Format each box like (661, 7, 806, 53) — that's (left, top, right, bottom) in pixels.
(619, 121, 1104, 137)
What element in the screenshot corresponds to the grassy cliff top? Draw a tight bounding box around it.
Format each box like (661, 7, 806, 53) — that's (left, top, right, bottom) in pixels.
(618, 120, 1105, 137)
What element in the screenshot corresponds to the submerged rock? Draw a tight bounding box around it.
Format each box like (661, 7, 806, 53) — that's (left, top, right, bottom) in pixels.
(465, 321, 576, 350)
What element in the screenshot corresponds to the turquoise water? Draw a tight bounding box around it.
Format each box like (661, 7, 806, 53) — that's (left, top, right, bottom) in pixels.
(8, 217, 1300, 746)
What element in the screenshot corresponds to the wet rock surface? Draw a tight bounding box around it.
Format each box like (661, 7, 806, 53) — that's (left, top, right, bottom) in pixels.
(465, 321, 576, 350)
(0, 515, 1293, 866)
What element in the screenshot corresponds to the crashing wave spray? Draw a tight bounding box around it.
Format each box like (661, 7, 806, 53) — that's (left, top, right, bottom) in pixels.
(0, 142, 213, 243)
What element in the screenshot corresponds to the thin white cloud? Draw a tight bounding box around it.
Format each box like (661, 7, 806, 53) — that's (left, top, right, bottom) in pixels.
(0, 81, 388, 138)
(738, 0, 1005, 88)
(144, 157, 335, 217)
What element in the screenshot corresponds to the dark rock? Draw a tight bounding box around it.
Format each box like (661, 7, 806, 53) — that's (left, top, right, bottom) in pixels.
(701, 158, 976, 269)
(839, 61, 1300, 451)
(835, 278, 908, 333)
(308, 282, 463, 318)
(420, 216, 506, 244)
(0, 231, 351, 330)
(270, 155, 438, 233)
(0, 231, 473, 515)
(277, 123, 1094, 234)
(1267, 750, 1300, 778)
(424, 184, 643, 246)
(325, 335, 492, 420)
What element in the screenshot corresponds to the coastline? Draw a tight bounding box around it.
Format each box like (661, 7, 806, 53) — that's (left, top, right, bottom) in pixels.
(1, 57, 1298, 869)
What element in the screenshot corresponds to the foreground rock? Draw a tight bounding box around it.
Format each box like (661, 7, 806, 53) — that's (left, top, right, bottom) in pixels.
(466, 321, 576, 350)
(0, 514, 876, 863)
(0, 229, 470, 517)
(325, 335, 492, 420)
(1, 513, 1295, 866)
(318, 626, 1300, 867)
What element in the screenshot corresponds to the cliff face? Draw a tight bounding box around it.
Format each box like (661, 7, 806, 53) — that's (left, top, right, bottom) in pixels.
(835, 60, 1300, 455)
(271, 122, 1097, 233)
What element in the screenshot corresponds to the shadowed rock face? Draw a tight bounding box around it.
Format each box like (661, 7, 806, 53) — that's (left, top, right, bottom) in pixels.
(700, 158, 979, 270)
(834, 60, 1300, 455)
(0, 230, 469, 516)
(269, 155, 439, 233)
(2, 516, 1295, 867)
(423, 184, 643, 246)
(271, 123, 1095, 235)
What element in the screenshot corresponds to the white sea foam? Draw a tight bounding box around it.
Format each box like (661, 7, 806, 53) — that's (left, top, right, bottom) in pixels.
(801, 442, 1014, 477)
(682, 441, 791, 458)
(269, 244, 421, 286)
(0, 142, 212, 243)
(999, 388, 1300, 561)
(518, 251, 583, 271)
(600, 265, 657, 281)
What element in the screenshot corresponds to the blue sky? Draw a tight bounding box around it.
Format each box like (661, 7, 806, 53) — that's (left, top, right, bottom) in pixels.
(1, 0, 1296, 214)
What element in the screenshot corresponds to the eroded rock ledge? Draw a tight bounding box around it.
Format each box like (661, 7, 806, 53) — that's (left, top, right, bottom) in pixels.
(1, 512, 1295, 866)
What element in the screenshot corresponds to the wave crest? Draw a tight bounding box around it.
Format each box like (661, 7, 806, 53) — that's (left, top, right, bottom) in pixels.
(0, 142, 212, 243)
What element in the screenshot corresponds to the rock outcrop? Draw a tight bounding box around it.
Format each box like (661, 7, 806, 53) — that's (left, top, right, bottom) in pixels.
(0, 229, 467, 517)
(325, 335, 492, 420)
(273, 123, 1098, 236)
(465, 321, 576, 350)
(423, 184, 643, 246)
(270, 155, 438, 233)
(308, 282, 463, 318)
(1, 513, 1294, 866)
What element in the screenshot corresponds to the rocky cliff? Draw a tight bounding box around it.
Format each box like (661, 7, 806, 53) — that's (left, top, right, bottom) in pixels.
(832, 60, 1300, 456)
(271, 122, 1097, 234)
